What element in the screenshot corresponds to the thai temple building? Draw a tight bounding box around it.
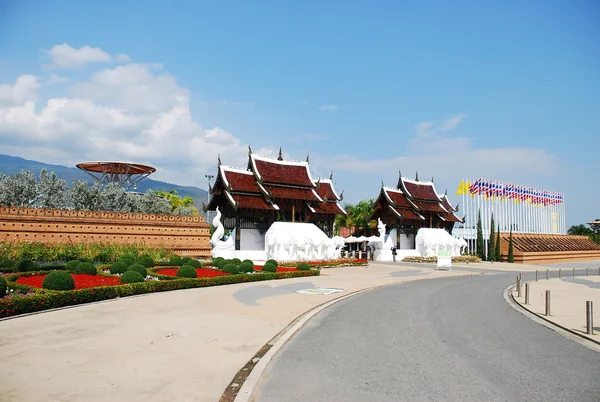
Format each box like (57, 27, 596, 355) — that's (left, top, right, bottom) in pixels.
(205, 147, 346, 251)
(371, 172, 463, 250)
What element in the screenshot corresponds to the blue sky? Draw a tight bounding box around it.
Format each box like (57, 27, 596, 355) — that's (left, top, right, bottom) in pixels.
(0, 0, 598, 227)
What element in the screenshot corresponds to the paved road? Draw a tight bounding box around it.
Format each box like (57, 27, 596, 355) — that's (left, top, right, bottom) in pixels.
(253, 272, 600, 401)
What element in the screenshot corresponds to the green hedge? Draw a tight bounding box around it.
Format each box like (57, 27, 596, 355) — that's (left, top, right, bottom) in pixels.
(0, 270, 319, 318)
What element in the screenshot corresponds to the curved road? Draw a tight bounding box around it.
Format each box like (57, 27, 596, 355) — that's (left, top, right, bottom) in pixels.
(253, 271, 600, 401)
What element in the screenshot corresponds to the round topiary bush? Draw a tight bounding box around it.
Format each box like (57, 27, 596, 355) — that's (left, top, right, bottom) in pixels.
(239, 261, 254, 273)
(42, 270, 75, 290)
(176, 265, 197, 278)
(216, 259, 228, 269)
(186, 259, 201, 268)
(14, 259, 38, 272)
(262, 262, 277, 273)
(265, 259, 278, 268)
(222, 263, 239, 274)
(127, 263, 147, 278)
(297, 262, 311, 271)
(181, 256, 192, 264)
(75, 262, 97, 275)
(0, 276, 7, 298)
(120, 270, 145, 284)
(169, 255, 184, 266)
(138, 255, 155, 268)
(118, 258, 135, 267)
(109, 261, 128, 275)
(1, 259, 15, 269)
(65, 260, 82, 271)
(212, 257, 224, 266)
(79, 257, 94, 263)
(231, 258, 242, 265)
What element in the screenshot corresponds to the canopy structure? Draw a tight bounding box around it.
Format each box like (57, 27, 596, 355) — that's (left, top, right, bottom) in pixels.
(76, 162, 156, 190)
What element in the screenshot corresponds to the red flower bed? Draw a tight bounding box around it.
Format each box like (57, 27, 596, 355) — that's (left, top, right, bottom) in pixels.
(17, 274, 121, 290)
(155, 268, 231, 278)
(255, 265, 297, 272)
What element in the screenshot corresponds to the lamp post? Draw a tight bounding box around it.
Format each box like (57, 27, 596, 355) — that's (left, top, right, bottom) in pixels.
(205, 174, 214, 223)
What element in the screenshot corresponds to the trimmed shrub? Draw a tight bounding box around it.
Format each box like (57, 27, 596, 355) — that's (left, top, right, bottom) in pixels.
(216, 259, 228, 269)
(181, 256, 192, 264)
(138, 255, 155, 268)
(42, 270, 75, 291)
(79, 257, 94, 264)
(239, 261, 254, 273)
(212, 257, 225, 267)
(169, 255, 184, 266)
(127, 263, 147, 278)
(177, 265, 197, 278)
(297, 262, 311, 271)
(0, 276, 7, 298)
(222, 263, 239, 274)
(121, 270, 145, 284)
(119, 258, 135, 267)
(1, 259, 15, 269)
(75, 262, 97, 275)
(0, 269, 321, 318)
(14, 259, 38, 272)
(119, 254, 135, 261)
(265, 259, 278, 268)
(232, 258, 242, 265)
(262, 262, 277, 273)
(186, 259, 201, 268)
(109, 261, 128, 275)
(66, 260, 82, 271)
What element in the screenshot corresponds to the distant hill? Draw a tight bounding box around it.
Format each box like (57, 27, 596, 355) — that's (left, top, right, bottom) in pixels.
(0, 154, 209, 209)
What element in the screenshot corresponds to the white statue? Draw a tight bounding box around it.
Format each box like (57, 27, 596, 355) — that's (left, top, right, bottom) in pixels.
(210, 207, 225, 247)
(210, 206, 235, 258)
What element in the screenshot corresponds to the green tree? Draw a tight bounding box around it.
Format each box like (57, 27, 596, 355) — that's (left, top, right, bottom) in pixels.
(154, 190, 198, 216)
(507, 230, 514, 263)
(334, 199, 374, 235)
(567, 224, 592, 236)
(495, 228, 501, 261)
(476, 210, 485, 260)
(488, 213, 496, 261)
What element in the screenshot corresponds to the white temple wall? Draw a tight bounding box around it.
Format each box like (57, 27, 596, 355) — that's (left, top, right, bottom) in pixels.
(240, 228, 265, 250)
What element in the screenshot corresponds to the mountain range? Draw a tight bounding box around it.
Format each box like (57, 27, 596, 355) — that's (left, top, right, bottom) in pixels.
(0, 154, 209, 209)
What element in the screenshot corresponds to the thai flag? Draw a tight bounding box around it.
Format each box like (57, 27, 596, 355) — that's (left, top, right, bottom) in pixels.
(469, 179, 481, 194)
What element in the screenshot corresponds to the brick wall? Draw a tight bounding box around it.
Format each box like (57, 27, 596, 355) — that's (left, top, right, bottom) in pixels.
(0, 206, 211, 257)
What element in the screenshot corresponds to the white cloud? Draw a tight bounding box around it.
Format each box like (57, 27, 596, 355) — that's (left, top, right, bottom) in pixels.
(319, 104, 339, 111)
(43, 44, 131, 70)
(0, 49, 259, 186)
(415, 114, 465, 139)
(0, 75, 40, 106)
(46, 74, 70, 85)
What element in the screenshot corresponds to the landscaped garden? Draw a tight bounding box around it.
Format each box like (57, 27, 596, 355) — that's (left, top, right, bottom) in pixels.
(0, 241, 366, 319)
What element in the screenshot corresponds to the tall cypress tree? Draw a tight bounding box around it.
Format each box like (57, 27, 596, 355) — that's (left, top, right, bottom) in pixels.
(495, 228, 501, 261)
(508, 230, 514, 263)
(476, 209, 485, 260)
(488, 213, 496, 261)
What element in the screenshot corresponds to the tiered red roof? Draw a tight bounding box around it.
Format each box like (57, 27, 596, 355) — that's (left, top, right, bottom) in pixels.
(250, 154, 315, 187)
(316, 180, 340, 201)
(264, 185, 322, 202)
(207, 151, 345, 217)
(400, 179, 443, 202)
(372, 175, 463, 224)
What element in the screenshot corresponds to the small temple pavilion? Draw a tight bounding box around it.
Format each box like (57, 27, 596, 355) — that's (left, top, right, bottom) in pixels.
(205, 147, 346, 250)
(371, 172, 463, 249)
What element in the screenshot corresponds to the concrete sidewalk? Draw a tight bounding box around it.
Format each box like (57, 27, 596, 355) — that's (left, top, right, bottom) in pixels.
(512, 276, 600, 344)
(0, 264, 472, 402)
